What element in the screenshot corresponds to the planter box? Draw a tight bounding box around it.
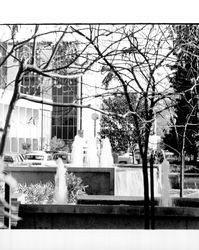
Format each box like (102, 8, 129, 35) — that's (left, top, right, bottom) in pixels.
(15, 197, 199, 229)
(5, 166, 115, 195)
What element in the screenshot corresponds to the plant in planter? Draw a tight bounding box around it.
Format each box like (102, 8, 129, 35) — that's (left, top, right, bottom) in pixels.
(66, 172, 88, 204)
(16, 173, 88, 204)
(17, 182, 55, 204)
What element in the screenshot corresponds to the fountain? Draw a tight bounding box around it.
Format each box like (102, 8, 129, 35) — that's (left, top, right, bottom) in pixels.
(115, 164, 160, 197)
(71, 134, 84, 167)
(85, 136, 99, 167)
(100, 137, 114, 167)
(11, 131, 199, 229)
(70, 135, 161, 197)
(54, 158, 68, 204)
(11, 136, 199, 229)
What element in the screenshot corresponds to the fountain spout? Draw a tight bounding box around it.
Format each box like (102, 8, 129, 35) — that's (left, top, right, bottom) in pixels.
(85, 136, 99, 167)
(100, 137, 114, 167)
(71, 134, 84, 167)
(54, 158, 67, 204)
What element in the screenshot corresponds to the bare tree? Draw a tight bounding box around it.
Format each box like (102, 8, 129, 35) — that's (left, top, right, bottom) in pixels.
(69, 24, 177, 228)
(0, 24, 177, 229)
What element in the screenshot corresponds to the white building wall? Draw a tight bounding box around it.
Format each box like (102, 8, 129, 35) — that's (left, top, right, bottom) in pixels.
(81, 69, 104, 142)
(0, 88, 52, 153)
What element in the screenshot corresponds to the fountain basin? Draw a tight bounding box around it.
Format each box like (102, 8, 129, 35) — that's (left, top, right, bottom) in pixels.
(14, 196, 199, 229)
(5, 166, 115, 195)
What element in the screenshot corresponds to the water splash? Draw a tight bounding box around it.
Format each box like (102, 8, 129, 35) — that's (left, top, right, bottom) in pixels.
(54, 158, 67, 204)
(85, 136, 99, 167)
(71, 134, 84, 167)
(115, 167, 160, 197)
(100, 137, 114, 167)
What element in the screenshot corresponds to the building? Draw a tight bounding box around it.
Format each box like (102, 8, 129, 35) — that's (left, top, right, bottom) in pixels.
(0, 42, 53, 153)
(0, 40, 102, 154)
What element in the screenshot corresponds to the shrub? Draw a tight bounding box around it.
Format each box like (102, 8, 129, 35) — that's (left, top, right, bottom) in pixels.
(16, 172, 88, 204)
(17, 182, 55, 204)
(66, 172, 88, 203)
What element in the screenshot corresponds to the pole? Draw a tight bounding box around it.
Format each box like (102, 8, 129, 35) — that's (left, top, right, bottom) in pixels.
(41, 83, 43, 150)
(180, 152, 185, 197)
(94, 120, 96, 137)
(80, 76, 83, 130)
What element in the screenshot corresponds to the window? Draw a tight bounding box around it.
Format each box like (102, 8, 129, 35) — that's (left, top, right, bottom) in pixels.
(11, 137, 18, 153)
(0, 42, 7, 88)
(5, 138, 10, 153)
(33, 109, 39, 125)
(51, 78, 78, 144)
(19, 138, 25, 153)
(21, 74, 40, 96)
(27, 108, 32, 124)
(33, 139, 38, 151)
(19, 107, 25, 123)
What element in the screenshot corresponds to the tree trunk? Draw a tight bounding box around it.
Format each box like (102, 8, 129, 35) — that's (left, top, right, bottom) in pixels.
(142, 156, 150, 229)
(180, 151, 185, 197)
(0, 64, 23, 156)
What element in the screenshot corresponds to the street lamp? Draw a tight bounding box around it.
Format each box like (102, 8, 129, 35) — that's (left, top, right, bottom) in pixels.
(40, 77, 44, 150)
(91, 112, 99, 137)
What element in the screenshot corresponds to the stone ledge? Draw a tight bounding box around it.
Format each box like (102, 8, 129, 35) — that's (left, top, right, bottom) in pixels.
(18, 203, 199, 218)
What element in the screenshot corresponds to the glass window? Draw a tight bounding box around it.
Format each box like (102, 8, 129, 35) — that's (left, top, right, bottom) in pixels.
(12, 106, 18, 121)
(57, 126, 62, 138)
(27, 108, 32, 123)
(11, 137, 18, 152)
(57, 95, 63, 103)
(0, 42, 7, 88)
(33, 109, 39, 125)
(19, 107, 25, 122)
(51, 75, 78, 144)
(52, 126, 56, 137)
(21, 74, 40, 96)
(5, 138, 10, 153)
(26, 138, 32, 151)
(62, 126, 68, 139)
(33, 138, 38, 151)
(19, 138, 25, 153)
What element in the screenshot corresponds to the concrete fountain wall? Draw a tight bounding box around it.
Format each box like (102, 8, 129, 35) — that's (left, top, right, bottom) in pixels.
(15, 197, 199, 229)
(5, 166, 115, 195)
(6, 164, 199, 229)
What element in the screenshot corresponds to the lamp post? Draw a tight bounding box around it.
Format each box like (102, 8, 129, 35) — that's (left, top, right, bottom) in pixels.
(40, 77, 44, 150)
(91, 112, 99, 137)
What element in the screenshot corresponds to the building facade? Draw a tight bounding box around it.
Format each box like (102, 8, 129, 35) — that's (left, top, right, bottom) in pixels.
(0, 40, 102, 154)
